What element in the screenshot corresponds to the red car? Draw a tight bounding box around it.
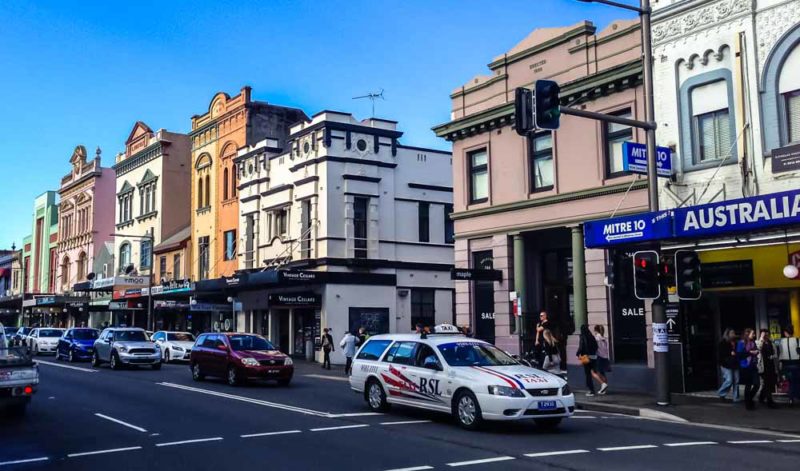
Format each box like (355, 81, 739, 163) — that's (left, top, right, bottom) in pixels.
(190, 333, 293, 386)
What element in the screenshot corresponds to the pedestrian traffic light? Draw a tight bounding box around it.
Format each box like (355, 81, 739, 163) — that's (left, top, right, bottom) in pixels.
(633, 250, 660, 300)
(514, 87, 534, 136)
(675, 250, 702, 300)
(534, 79, 561, 130)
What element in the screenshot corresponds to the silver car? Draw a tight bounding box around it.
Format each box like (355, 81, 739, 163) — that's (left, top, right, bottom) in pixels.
(92, 328, 161, 370)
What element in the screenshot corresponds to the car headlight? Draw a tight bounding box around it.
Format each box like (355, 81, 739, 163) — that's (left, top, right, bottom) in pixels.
(117, 346, 128, 353)
(487, 385, 525, 398)
(172, 345, 184, 351)
(284, 357, 293, 366)
(561, 384, 572, 396)
(241, 357, 260, 367)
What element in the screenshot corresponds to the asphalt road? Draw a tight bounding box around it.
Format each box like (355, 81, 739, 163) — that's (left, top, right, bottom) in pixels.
(2, 357, 800, 470)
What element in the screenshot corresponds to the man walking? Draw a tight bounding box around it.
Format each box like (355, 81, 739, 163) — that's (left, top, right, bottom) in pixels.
(321, 328, 334, 370)
(340, 330, 359, 375)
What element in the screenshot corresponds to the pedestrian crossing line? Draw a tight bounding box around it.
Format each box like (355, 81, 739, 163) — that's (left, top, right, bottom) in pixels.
(67, 446, 142, 458)
(524, 450, 590, 458)
(663, 442, 717, 447)
(598, 445, 658, 452)
(241, 430, 302, 438)
(310, 424, 370, 432)
(727, 440, 773, 444)
(446, 456, 516, 467)
(379, 420, 433, 426)
(0, 457, 49, 467)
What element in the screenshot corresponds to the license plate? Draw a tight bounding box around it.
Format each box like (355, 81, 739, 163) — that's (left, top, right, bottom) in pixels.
(538, 400, 557, 410)
(267, 369, 279, 374)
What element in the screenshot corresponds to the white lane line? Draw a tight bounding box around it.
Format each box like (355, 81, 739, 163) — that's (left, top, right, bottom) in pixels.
(728, 440, 773, 444)
(310, 424, 370, 432)
(524, 450, 590, 458)
(241, 430, 302, 438)
(664, 441, 717, 447)
(570, 416, 598, 419)
(329, 412, 385, 417)
(156, 437, 223, 447)
(380, 420, 433, 426)
(94, 413, 148, 433)
(67, 446, 142, 458)
(777, 439, 800, 443)
(37, 360, 97, 372)
(446, 456, 516, 467)
(384, 467, 434, 471)
(304, 374, 350, 382)
(0, 457, 49, 467)
(598, 445, 658, 452)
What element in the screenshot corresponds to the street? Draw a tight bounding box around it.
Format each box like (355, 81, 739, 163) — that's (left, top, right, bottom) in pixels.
(2, 360, 800, 471)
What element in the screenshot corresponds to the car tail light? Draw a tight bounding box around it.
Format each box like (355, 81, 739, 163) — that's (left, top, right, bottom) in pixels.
(23, 385, 33, 395)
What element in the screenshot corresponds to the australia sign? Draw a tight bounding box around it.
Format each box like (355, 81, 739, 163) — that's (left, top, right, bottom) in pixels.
(584, 210, 673, 248)
(622, 142, 673, 178)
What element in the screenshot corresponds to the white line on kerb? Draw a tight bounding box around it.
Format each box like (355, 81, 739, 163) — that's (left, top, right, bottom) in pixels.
(664, 442, 717, 447)
(67, 446, 143, 458)
(36, 360, 97, 372)
(241, 430, 302, 438)
(777, 439, 800, 443)
(446, 456, 516, 467)
(310, 424, 370, 432)
(156, 437, 223, 447)
(0, 457, 49, 467)
(94, 413, 148, 433)
(384, 466, 434, 471)
(728, 440, 773, 444)
(524, 450, 590, 458)
(598, 445, 658, 452)
(379, 420, 433, 426)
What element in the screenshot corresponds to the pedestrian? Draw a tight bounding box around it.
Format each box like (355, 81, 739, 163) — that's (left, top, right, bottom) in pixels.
(776, 326, 800, 405)
(756, 329, 778, 408)
(737, 328, 760, 410)
(540, 329, 561, 376)
(357, 326, 368, 346)
(339, 330, 359, 375)
(717, 328, 740, 403)
(593, 325, 610, 395)
(321, 328, 334, 370)
(576, 324, 600, 396)
(534, 311, 551, 367)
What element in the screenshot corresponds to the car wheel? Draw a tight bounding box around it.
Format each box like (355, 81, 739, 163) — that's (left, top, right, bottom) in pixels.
(92, 352, 102, 367)
(227, 366, 240, 386)
(365, 379, 390, 412)
(68, 350, 76, 363)
(454, 390, 483, 430)
(534, 418, 562, 430)
(191, 363, 205, 381)
(110, 352, 122, 370)
(163, 349, 170, 364)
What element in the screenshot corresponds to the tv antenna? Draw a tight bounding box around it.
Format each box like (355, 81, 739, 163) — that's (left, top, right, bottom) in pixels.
(352, 88, 385, 118)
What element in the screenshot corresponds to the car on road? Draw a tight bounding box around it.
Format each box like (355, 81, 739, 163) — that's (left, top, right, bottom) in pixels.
(349, 324, 575, 430)
(3, 326, 18, 340)
(11, 326, 33, 347)
(27, 328, 65, 355)
(190, 333, 293, 386)
(152, 331, 195, 363)
(0, 323, 39, 416)
(56, 328, 100, 362)
(92, 327, 161, 370)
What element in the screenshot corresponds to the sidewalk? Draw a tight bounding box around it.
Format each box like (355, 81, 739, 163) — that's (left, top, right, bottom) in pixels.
(575, 389, 800, 434)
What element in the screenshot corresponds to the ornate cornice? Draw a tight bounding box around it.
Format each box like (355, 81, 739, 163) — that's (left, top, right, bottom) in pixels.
(113, 142, 163, 176)
(652, 0, 752, 47)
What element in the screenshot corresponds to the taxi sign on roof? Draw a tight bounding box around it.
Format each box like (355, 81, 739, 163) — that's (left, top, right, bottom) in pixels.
(433, 324, 462, 334)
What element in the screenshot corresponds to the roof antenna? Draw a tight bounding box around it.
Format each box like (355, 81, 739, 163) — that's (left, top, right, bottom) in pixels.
(352, 88, 385, 118)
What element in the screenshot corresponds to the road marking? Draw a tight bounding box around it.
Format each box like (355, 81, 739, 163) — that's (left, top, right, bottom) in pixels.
(384, 467, 434, 471)
(67, 446, 142, 458)
(777, 439, 800, 443)
(304, 374, 350, 382)
(598, 445, 658, 452)
(570, 416, 597, 419)
(37, 360, 97, 372)
(663, 442, 717, 447)
(241, 430, 303, 438)
(328, 412, 384, 417)
(727, 440, 773, 444)
(310, 424, 370, 432)
(0, 457, 49, 467)
(524, 450, 590, 458)
(156, 437, 223, 447)
(380, 420, 432, 426)
(94, 413, 148, 433)
(446, 456, 516, 467)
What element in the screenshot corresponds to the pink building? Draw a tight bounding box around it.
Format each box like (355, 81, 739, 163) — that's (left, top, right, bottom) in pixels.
(56, 145, 115, 326)
(434, 20, 653, 389)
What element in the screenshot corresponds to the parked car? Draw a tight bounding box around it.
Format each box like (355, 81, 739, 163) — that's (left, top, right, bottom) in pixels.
(11, 326, 32, 347)
(190, 333, 293, 386)
(56, 328, 100, 362)
(152, 331, 195, 363)
(0, 323, 39, 416)
(3, 326, 17, 339)
(92, 327, 161, 370)
(28, 328, 65, 355)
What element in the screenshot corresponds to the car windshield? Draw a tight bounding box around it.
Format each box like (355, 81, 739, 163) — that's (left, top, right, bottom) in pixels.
(18, 328, 31, 336)
(73, 329, 99, 340)
(437, 342, 519, 367)
(114, 330, 148, 342)
(228, 335, 274, 351)
(39, 329, 63, 337)
(167, 333, 194, 342)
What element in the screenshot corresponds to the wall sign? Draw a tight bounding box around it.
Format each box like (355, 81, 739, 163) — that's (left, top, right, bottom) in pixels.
(584, 211, 673, 248)
(268, 293, 321, 306)
(450, 268, 503, 281)
(771, 143, 800, 174)
(622, 141, 673, 178)
(653, 322, 669, 353)
(279, 270, 320, 282)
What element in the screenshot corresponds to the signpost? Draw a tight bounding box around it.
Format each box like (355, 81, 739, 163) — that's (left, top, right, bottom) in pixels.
(622, 141, 673, 178)
(584, 211, 673, 248)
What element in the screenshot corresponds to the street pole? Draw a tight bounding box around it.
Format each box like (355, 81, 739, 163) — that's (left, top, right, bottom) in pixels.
(148, 232, 154, 332)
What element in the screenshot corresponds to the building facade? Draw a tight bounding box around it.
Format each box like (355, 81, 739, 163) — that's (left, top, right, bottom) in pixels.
(0, 248, 23, 327)
(151, 225, 193, 332)
(20, 192, 61, 326)
(234, 111, 454, 363)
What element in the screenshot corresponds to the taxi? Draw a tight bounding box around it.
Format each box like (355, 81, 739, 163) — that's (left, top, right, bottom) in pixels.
(349, 324, 574, 430)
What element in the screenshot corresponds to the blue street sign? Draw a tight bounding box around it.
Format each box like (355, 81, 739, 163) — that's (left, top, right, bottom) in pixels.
(584, 210, 674, 248)
(622, 142, 673, 178)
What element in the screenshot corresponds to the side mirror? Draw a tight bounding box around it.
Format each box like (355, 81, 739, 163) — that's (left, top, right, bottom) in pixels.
(423, 356, 442, 371)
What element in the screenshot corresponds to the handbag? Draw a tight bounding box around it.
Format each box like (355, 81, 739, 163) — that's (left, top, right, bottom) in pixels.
(578, 354, 590, 365)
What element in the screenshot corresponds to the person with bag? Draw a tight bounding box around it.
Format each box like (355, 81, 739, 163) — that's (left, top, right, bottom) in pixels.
(737, 328, 760, 410)
(339, 330, 359, 375)
(756, 329, 779, 408)
(593, 325, 610, 395)
(576, 324, 600, 396)
(717, 328, 740, 403)
(321, 328, 334, 370)
(777, 326, 800, 405)
(541, 329, 561, 376)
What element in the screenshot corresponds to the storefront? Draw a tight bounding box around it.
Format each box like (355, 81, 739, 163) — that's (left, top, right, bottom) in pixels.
(150, 280, 194, 332)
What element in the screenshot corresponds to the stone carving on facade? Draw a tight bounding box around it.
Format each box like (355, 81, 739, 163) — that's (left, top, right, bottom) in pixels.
(653, 0, 753, 46)
(756, 1, 800, 70)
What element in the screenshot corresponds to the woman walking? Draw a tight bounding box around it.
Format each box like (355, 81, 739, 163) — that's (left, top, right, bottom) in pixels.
(576, 325, 600, 396)
(757, 329, 779, 408)
(737, 328, 760, 410)
(717, 328, 739, 402)
(593, 325, 610, 395)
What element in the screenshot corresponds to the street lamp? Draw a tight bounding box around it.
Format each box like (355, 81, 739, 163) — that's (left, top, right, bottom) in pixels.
(111, 231, 156, 332)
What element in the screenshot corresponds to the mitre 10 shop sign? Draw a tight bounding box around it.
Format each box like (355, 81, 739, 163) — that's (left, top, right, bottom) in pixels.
(584, 188, 800, 248)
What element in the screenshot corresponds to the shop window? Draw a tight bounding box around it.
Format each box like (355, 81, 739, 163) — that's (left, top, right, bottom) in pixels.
(410, 289, 435, 329)
(418, 202, 430, 243)
(467, 148, 488, 204)
(530, 132, 554, 191)
(604, 109, 633, 178)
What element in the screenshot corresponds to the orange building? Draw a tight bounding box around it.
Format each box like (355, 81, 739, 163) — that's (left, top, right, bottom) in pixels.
(190, 87, 306, 281)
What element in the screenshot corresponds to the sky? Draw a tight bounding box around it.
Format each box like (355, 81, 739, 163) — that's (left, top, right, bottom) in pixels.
(0, 0, 633, 249)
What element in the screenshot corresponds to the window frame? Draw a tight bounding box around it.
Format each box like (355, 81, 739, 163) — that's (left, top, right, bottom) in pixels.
(467, 148, 489, 204)
(418, 202, 430, 243)
(353, 197, 368, 259)
(444, 204, 454, 244)
(693, 107, 731, 163)
(223, 230, 236, 261)
(529, 131, 554, 192)
(410, 288, 435, 329)
(603, 109, 634, 179)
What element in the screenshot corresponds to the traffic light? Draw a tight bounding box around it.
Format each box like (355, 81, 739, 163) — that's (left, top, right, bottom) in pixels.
(514, 87, 534, 136)
(534, 79, 561, 130)
(633, 250, 660, 300)
(675, 250, 702, 300)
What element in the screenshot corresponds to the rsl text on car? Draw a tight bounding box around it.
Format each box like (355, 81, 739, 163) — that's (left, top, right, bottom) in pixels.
(189, 332, 293, 386)
(349, 324, 575, 430)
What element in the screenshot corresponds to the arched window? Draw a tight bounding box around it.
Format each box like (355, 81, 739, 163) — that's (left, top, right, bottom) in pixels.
(231, 165, 237, 197)
(197, 177, 204, 209)
(119, 243, 131, 273)
(762, 26, 800, 150)
(61, 256, 71, 288)
(204, 175, 211, 207)
(77, 252, 87, 281)
(223, 167, 229, 200)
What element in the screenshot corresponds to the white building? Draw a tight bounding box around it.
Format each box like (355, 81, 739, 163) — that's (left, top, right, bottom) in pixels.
(235, 111, 454, 362)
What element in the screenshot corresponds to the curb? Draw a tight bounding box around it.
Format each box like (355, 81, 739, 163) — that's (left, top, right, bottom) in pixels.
(576, 401, 687, 423)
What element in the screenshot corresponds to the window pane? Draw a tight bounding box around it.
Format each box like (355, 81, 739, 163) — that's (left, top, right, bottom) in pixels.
(533, 133, 552, 152)
(786, 91, 800, 143)
(471, 170, 488, 201)
(471, 150, 487, 167)
(698, 113, 716, 161)
(607, 112, 632, 133)
(715, 110, 731, 160)
(607, 138, 626, 174)
(534, 155, 554, 188)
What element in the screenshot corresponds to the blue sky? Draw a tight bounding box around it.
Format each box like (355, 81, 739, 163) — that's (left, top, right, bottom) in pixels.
(0, 0, 632, 249)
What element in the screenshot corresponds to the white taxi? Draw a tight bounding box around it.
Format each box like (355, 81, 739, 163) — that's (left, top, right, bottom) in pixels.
(349, 325, 574, 430)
